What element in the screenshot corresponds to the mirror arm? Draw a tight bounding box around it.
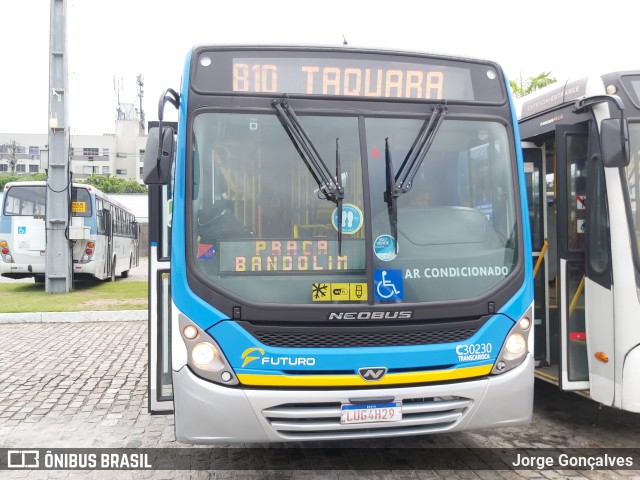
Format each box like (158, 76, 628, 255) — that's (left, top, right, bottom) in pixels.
(157, 88, 180, 166)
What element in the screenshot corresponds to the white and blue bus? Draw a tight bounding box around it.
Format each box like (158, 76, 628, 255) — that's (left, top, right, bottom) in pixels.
(518, 72, 640, 412)
(144, 45, 534, 443)
(0, 181, 139, 282)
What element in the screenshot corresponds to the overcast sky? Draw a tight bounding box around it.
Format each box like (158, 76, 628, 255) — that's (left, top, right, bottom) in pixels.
(2, 0, 640, 135)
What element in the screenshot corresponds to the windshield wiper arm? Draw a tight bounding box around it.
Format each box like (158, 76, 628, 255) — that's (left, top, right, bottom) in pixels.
(335, 138, 344, 255)
(384, 100, 448, 252)
(384, 138, 399, 252)
(272, 96, 345, 253)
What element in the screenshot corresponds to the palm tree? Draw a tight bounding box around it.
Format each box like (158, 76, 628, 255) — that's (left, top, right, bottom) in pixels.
(510, 72, 557, 98)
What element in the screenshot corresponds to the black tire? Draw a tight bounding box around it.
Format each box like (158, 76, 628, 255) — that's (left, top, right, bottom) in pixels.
(34, 275, 45, 284)
(121, 256, 132, 278)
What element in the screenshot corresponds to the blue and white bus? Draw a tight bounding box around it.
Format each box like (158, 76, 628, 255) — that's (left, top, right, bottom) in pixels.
(144, 45, 534, 443)
(518, 71, 640, 412)
(0, 181, 139, 282)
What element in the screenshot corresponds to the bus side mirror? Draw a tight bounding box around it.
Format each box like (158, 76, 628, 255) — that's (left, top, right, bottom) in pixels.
(601, 118, 630, 168)
(143, 127, 174, 185)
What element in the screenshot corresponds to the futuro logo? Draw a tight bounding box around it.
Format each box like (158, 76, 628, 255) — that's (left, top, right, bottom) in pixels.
(241, 347, 264, 367)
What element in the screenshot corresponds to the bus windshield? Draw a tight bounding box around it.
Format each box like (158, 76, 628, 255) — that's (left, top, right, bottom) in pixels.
(3, 185, 46, 216)
(3, 185, 92, 217)
(190, 111, 518, 304)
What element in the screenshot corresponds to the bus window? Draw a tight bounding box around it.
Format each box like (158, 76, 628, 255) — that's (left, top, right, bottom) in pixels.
(366, 118, 517, 302)
(190, 112, 365, 304)
(3, 185, 46, 216)
(566, 135, 588, 252)
(96, 198, 105, 234)
(71, 187, 92, 217)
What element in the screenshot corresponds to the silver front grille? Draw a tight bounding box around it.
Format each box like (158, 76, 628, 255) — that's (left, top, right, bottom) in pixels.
(262, 396, 473, 440)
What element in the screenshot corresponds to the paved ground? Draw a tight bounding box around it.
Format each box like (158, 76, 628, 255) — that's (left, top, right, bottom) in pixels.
(2, 318, 640, 479)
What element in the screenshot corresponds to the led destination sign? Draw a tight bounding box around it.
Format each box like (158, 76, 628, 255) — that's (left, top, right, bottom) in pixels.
(193, 50, 505, 102)
(219, 239, 365, 272)
(232, 58, 459, 99)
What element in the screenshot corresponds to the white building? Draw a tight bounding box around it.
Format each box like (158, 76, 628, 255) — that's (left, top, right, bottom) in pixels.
(0, 108, 148, 183)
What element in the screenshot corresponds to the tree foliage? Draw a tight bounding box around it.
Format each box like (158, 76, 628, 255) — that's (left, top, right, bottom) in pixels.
(0, 173, 147, 193)
(0, 172, 46, 189)
(80, 174, 147, 194)
(510, 72, 557, 99)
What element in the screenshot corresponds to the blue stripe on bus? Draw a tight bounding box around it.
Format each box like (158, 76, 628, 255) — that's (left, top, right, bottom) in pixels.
(501, 69, 534, 320)
(170, 50, 229, 327)
(209, 313, 513, 374)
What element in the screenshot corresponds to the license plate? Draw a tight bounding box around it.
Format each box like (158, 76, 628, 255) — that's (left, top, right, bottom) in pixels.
(340, 402, 402, 424)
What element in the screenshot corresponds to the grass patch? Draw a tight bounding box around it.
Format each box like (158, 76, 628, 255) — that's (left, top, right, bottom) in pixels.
(0, 281, 147, 313)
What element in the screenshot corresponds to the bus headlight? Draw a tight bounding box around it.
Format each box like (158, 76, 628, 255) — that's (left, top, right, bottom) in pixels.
(192, 342, 224, 371)
(179, 313, 239, 386)
(504, 333, 526, 359)
(183, 324, 198, 340)
(491, 307, 532, 375)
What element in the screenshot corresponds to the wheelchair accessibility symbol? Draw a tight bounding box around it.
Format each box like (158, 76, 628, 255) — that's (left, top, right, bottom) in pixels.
(18, 226, 26, 234)
(374, 269, 403, 301)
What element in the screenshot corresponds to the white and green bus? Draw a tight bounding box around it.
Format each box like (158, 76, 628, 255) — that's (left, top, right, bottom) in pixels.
(518, 71, 640, 412)
(0, 181, 139, 282)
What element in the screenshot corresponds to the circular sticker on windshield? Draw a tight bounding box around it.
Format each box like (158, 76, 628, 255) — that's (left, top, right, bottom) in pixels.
(331, 203, 363, 235)
(374, 234, 397, 261)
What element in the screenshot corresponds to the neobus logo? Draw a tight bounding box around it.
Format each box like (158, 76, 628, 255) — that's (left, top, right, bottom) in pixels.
(241, 347, 316, 367)
(358, 367, 387, 381)
(328, 311, 413, 320)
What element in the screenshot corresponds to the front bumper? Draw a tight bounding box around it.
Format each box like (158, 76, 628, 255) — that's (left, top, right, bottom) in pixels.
(173, 353, 533, 444)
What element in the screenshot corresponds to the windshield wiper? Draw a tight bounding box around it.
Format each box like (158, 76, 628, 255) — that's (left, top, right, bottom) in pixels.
(384, 100, 448, 252)
(272, 96, 345, 254)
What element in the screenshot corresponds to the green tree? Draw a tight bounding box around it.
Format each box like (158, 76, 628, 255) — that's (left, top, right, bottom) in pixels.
(0, 172, 46, 189)
(510, 72, 557, 98)
(81, 174, 147, 194)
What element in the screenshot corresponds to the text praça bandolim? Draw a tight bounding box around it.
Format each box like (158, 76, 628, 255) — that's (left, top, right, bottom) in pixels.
(219, 239, 365, 272)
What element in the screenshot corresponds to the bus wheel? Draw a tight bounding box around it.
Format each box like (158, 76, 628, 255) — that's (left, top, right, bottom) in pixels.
(121, 255, 132, 278)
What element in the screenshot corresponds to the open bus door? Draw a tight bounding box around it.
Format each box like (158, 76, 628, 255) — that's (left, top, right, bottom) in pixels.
(522, 144, 548, 364)
(555, 124, 591, 391)
(558, 122, 617, 400)
(103, 208, 113, 280)
(144, 125, 176, 414)
(535, 123, 615, 400)
(147, 182, 174, 413)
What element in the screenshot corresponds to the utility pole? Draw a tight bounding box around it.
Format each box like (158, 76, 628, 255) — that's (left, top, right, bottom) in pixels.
(137, 75, 145, 134)
(46, 0, 72, 293)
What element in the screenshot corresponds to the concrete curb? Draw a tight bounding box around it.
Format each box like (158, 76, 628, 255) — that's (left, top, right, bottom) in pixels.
(0, 310, 147, 324)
